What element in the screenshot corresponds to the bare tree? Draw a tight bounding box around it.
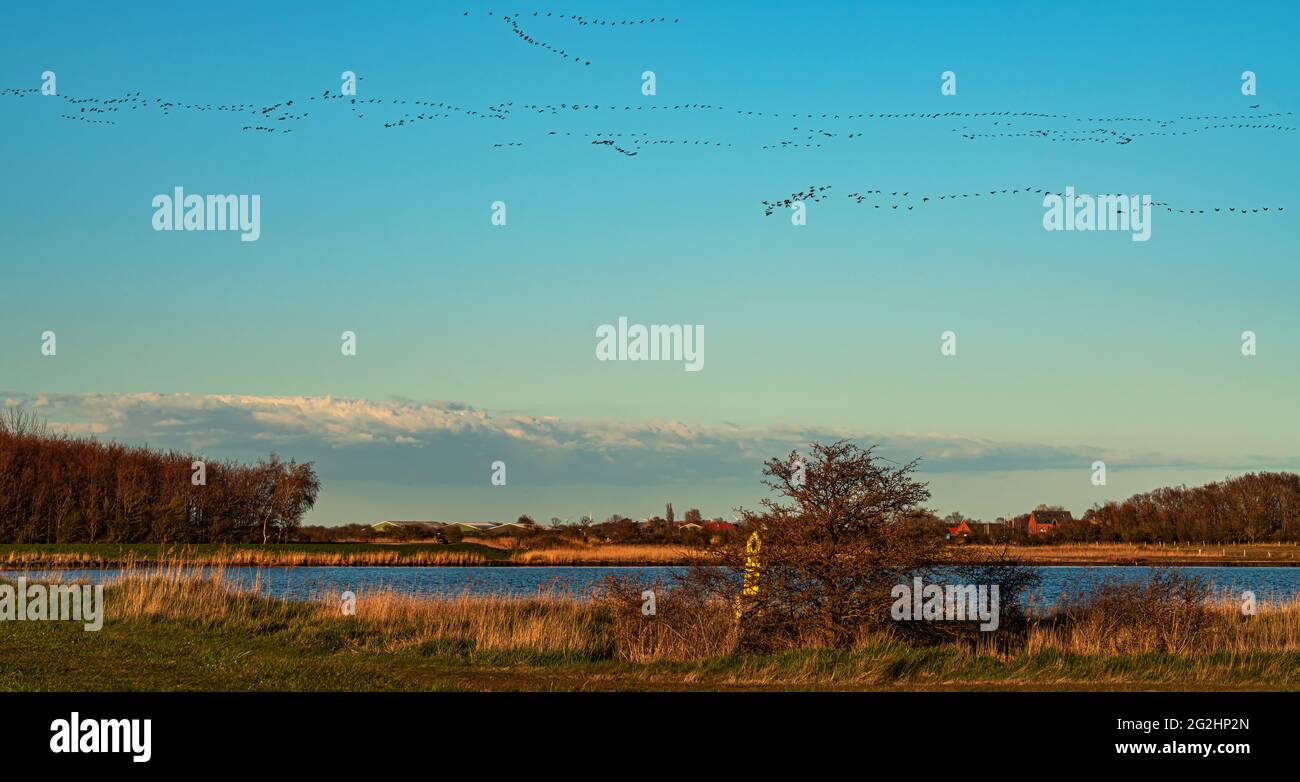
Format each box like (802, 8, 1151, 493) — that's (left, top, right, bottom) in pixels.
(684, 440, 1037, 651)
(0, 405, 320, 544)
(0, 405, 48, 437)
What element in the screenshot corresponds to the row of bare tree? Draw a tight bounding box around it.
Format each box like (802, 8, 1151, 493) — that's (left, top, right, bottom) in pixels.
(1066, 472, 1300, 543)
(0, 406, 319, 543)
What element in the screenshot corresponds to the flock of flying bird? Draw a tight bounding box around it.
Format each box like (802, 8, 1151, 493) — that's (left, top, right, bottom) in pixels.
(758, 185, 1285, 218)
(8, 81, 1290, 219)
(535, 130, 736, 157)
(953, 114, 1294, 145)
(508, 102, 1294, 153)
(4, 9, 1292, 222)
(463, 10, 680, 66)
(761, 186, 835, 215)
(5, 82, 1293, 151)
(0, 85, 508, 133)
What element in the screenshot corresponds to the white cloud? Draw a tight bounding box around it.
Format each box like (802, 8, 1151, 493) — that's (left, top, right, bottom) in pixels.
(1, 390, 1203, 486)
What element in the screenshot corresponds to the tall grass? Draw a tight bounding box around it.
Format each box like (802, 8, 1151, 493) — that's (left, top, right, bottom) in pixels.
(515, 544, 705, 565)
(30, 562, 1300, 666)
(325, 588, 612, 660)
(0, 542, 704, 567)
(1, 545, 491, 568)
(1026, 586, 1300, 655)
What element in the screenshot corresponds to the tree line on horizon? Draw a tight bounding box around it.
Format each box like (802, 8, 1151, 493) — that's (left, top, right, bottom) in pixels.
(942, 472, 1300, 544)
(295, 507, 744, 546)
(1075, 472, 1300, 543)
(3, 403, 1299, 546)
(0, 406, 319, 543)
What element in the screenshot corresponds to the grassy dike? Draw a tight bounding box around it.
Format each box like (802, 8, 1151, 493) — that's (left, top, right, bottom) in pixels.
(3, 572, 1300, 691)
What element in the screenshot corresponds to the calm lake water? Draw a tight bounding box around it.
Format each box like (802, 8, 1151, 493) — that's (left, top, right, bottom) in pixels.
(6, 565, 1300, 605)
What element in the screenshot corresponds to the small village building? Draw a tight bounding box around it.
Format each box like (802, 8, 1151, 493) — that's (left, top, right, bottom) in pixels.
(1028, 510, 1073, 534)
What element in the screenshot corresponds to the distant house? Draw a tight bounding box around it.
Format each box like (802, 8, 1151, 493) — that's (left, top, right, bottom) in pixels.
(946, 520, 973, 539)
(677, 522, 704, 531)
(702, 521, 737, 531)
(1028, 510, 1072, 534)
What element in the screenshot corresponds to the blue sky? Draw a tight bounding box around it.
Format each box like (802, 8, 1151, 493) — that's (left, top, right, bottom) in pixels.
(1, 0, 1297, 524)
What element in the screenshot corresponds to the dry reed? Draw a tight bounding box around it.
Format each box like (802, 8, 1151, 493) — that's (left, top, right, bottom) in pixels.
(20, 560, 1300, 664)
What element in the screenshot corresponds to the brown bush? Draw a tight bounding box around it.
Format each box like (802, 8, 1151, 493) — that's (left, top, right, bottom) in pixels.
(596, 576, 739, 661)
(680, 441, 1039, 653)
(1051, 569, 1213, 654)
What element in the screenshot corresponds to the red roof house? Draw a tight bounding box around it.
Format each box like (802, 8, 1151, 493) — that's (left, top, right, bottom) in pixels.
(1028, 510, 1072, 534)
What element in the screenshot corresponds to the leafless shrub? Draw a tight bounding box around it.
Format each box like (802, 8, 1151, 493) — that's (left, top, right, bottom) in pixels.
(1052, 569, 1213, 654)
(595, 575, 739, 661)
(681, 441, 1039, 653)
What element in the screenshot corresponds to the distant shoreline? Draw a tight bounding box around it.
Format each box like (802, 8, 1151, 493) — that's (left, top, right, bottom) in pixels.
(966, 543, 1300, 568)
(2, 542, 1300, 569)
